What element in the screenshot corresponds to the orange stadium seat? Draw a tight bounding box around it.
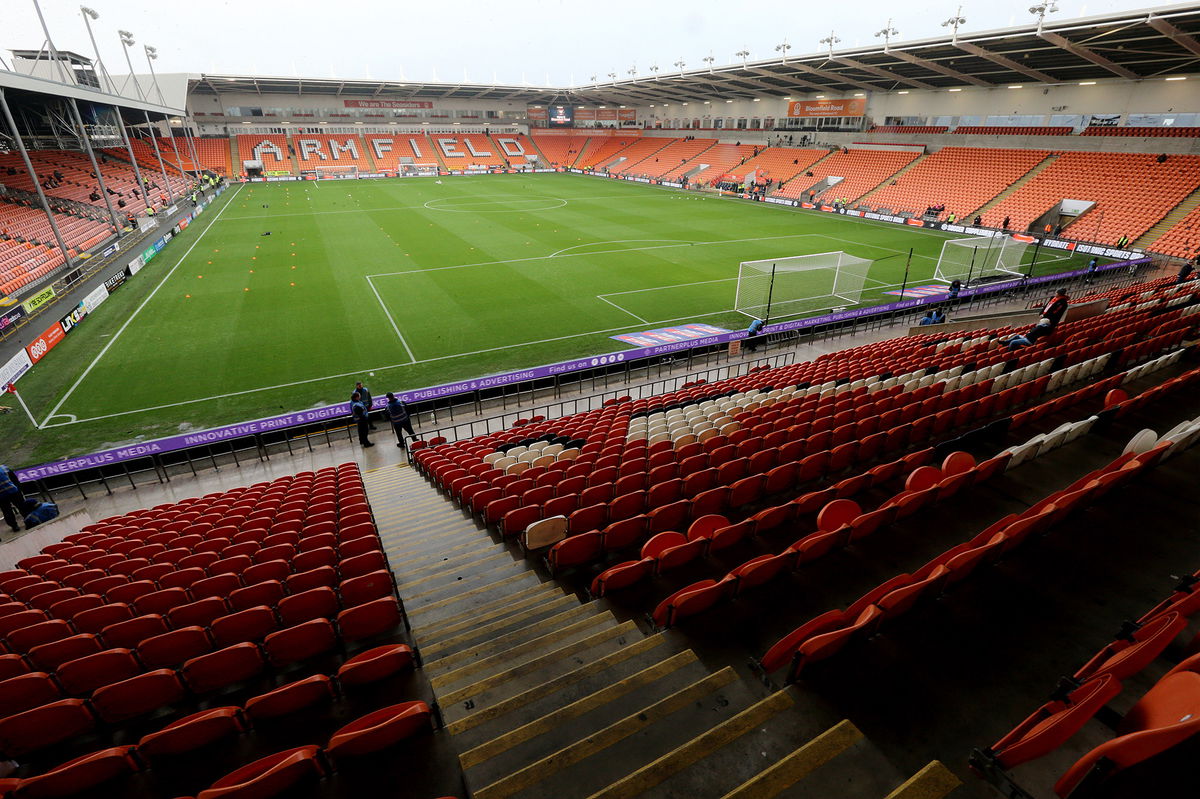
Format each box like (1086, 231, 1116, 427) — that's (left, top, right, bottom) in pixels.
(1149, 204, 1200, 259)
(574, 136, 639, 170)
(362, 135, 441, 170)
(865, 147, 1050, 220)
(424, 134, 506, 168)
(774, 149, 920, 204)
(870, 125, 949, 134)
(1081, 126, 1200, 138)
(189, 138, 234, 175)
(722, 147, 827, 186)
(665, 142, 755, 183)
(602, 138, 675, 174)
(236, 134, 294, 174)
(982, 152, 1200, 245)
(530, 134, 590, 168)
(291, 134, 376, 171)
(952, 126, 1073, 136)
(617, 138, 716, 178)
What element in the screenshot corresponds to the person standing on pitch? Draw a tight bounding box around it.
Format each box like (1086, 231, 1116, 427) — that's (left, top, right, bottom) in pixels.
(385, 392, 415, 448)
(351, 393, 373, 448)
(352, 381, 377, 430)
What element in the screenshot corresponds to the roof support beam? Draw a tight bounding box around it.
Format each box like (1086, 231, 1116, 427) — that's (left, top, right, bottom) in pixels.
(742, 66, 825, 92)
(1145, 13, 1200, 57)
(1037, 31, 1139, 79)
(886, 50, 990, 87)
(784, 62, 880, 92)
(952, 40, 1057, 83)
(830, 57, 936, 89)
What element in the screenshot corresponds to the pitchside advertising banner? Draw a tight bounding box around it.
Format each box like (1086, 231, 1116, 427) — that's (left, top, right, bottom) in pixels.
(0, 305, 25, 333)
(26, 321, 65, 364)
(21, 286, 55, 314)
(0, 348, 32, 390)
(14, 255, 1150, 482)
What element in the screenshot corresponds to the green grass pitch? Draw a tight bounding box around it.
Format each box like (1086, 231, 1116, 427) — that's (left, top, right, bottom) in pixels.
(9, 174, 1095, 464)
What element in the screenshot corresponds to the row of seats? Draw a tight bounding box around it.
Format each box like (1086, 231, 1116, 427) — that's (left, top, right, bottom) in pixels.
(0, 464, 427, 797)
(863, 147, 1050, 221)
(775, 150, 920, 204)
(760, 435, 1174, 684)
(952, 126, 1074, 136)
(1081, 126, 1200, 137)
(0, 656, 428, 799)
(974, 421, 1200, 797)
(982, 152, 1200, 246)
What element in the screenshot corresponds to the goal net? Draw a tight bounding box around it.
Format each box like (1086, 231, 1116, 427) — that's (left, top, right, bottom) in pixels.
(396, 163, 439, 178)
(734, 252, 874, 320)
(934, 235, 1029, 284)
(310, 165, 359, 180)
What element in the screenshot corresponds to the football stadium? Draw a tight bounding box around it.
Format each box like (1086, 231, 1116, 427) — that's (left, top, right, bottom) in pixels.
(0, 1, 1199, 797)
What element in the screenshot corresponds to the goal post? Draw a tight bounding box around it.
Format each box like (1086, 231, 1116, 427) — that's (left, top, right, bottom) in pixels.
(734, 251, 874, 321)
(934, 235, 1029, 284)
(396, 163, 439, 178)
(309, 165, 359, 180)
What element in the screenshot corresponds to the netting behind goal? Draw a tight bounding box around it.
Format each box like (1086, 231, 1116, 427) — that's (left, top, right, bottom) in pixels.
(934, 235, 1028, 284)
(734, 252, 874, 320)
(397, 163, 439, 177)
(311, 165, 359, 180)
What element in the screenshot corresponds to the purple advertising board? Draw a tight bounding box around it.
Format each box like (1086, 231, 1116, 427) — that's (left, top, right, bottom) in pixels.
(15, 257, 1149, 482)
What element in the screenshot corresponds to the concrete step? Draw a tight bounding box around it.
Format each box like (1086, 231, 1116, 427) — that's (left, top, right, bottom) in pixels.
(404, 570, 547, 627)
(402, 560, 534, 608)
(395, 549, 520, 595)
(882, 761, 964, 799)
(459, 649, 709, 779)
(435, 619, 642, 710)
(417, 591, 580, 656)
(423, 602, 599, 670)
(430, 612, 628, 694)
(446, 631, 679, 741)
(467, 665, 749, 799)
(585, 687, 798, 799)
(414, 583, 570, 648)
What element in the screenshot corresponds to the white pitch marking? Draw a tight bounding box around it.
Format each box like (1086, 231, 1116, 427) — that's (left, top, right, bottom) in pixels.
(549, 239, 691, 258)
(40, 183, 246, 429)
(595, 294, 649, 325)
(217, 193, 659, 221)
(365, 275, 417, 363)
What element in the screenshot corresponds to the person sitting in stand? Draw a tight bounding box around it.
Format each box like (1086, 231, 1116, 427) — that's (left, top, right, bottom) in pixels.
(1006, 318, 1053, 349)
(931, 307, 946, 324)
(948, 279, 962, 300)
(918, 310, 937, 326)
(1040, 288, 1069, 329)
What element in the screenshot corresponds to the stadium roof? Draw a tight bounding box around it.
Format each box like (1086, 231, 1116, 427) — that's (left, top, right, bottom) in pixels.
(188, 3, 1200, 105)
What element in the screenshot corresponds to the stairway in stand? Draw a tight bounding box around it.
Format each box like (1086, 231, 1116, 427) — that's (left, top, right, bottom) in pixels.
(363, 463, 971, 798)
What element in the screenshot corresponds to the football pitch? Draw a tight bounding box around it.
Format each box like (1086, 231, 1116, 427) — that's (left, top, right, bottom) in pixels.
(12, 174, 1094, 464)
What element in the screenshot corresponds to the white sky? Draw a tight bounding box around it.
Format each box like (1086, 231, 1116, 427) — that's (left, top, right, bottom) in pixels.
(4, 0, 1177, 87)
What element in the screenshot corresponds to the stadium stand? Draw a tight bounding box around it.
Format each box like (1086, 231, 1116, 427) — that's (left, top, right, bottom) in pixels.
(982, 152, 1200, 244)
(1082, 126, 1200, 138)
(863, 146, 1050, 220)
(773, 149, 920, 203)
(0, 464, 434, 798)
(426, 134, 507, 168)
(0, 197, 116, 293)
(617, 138, 715, 178)
(661, 142, 755, 183)
(361, 135, 442, 170)
(574, 136, 638, 170)
(1148, 204, 1200, 259)
(117, 139, 190, 178)
(951, 126, 1073, 136)
(870, 126, 950, 134)
(235, 134, 295, 174)
(489, 133, 540, 167)
(529, 134, 589, 168)
(0, 150, 187, 214)
(601, 137, 673, 174)
(721, 147, 827, 185)
(187, 138, 234, 175)
(291, 134, 376, 171)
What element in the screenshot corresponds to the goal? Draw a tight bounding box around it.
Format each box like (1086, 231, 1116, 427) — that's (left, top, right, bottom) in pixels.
(311, 165, 359, 180)
(934, 235, 1029, 284)
(734, 252, 874, 321)
(396, 163, 439, 178)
